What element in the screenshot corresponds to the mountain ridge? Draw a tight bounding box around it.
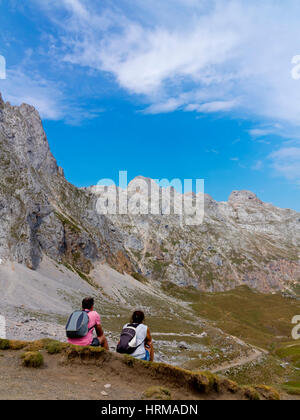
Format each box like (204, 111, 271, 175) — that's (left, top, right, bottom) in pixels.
(0, 92, 299, 293)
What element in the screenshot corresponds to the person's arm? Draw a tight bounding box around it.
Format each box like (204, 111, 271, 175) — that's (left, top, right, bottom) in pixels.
(145, 327, 152, 347)
(95, 323, 109, 351)
(145, 327, 154, 361)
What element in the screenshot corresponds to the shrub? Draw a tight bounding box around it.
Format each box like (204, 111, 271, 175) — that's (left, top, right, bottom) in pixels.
(0, 339, 28, 350)
(46, 341, 65, 355)
(254, 385, 280, 401)
(131, 272, 148, 284)
(282, 381, 300, 396)
(243, 386, 261, 401)
(0, 339, 10, 350)
(9, 340, 28, 350)
(143, 386, 172, 400)
(21, 351, 44, 368)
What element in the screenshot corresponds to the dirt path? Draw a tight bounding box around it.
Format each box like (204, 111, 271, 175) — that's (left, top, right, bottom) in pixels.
(152, 332, 206, 339)
(211, 348, 263, 373)
(152, 331, 267, 374)
(211, 335, 268, 373)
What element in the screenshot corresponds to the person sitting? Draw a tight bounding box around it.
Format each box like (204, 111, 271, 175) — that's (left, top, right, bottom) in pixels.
(66, 297, 109, 350)
(117, 310, 154, 361)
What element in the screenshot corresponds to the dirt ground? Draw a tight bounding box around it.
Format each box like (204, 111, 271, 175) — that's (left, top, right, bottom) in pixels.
(0, 346, 256, 401)
(0, 349, 198, 400)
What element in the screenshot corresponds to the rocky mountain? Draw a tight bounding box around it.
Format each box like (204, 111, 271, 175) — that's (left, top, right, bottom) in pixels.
(0, 92, 133, 276)
(0, 92, 299, 294)
(89, 181, 300, 293)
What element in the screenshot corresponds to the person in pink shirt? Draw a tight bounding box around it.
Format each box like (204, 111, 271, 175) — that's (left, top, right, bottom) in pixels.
(68, 297, 109, 349)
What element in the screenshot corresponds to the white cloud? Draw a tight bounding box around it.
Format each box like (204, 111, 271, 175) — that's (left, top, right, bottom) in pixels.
(1, 69, 64, 120)
(32, 0, 300, 127)
(143, 98, 183, 114)
(0, 68, 104, 123)
(252, 160, 264, 171)
(269, 147, 300, 182)
(186, 100, 238, 113)
(249, 128, 275, 138)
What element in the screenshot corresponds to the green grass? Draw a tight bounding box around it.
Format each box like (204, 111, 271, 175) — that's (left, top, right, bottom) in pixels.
(21, 351, 44, 368)
(0, 339, 10, 350)
(282, 381, 300, 395)
(45, 341, 66, 355)
(164, 285, 300, 349)
(131, 272, 149, 284)
(224, 354, 291, 386)
(151, 260, 170, 275)
(54, 211, 81, 233)
(143, 386, 172, 400)
(275, 344, 300, 367)
(63, 263, 99, 289)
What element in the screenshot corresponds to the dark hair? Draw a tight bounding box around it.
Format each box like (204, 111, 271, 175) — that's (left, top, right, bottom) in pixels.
(82, 297, 94, 310)
(131, 310, 145, 324)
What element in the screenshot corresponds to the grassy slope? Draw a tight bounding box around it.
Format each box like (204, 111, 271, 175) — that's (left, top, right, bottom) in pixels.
(162, 284, 300, 349)
(275, 343, 300, 395)
(160, 283, 300, 393)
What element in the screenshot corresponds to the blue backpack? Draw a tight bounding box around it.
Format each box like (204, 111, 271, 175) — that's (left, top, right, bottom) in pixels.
(66, 310, 94, 339)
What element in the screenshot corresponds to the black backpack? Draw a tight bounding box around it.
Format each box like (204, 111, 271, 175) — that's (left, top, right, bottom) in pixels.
(117, 323, 144, 354)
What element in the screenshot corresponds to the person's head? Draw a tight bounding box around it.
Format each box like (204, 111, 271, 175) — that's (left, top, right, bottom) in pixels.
(82, 297, 94, 311)
(131, 310, 145, 325)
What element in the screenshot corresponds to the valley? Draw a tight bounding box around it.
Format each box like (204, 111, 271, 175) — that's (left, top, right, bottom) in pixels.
(0, 91, 299, 399)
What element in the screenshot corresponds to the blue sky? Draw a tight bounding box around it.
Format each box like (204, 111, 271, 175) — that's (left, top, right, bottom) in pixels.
(0, 0, 300, 210)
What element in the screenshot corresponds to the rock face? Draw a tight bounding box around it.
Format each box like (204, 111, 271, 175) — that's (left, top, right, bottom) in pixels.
(89, 180, 300, 294)
(0, 93, 133, 274)
(0, 92, 299, 293)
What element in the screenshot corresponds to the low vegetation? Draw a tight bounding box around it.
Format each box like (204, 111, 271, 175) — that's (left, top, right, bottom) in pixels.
(275, 344, 300, 367)
(161, 284, 300, 349)
(0, 339, 27, 350)
(143, 386, 172, 400)
(21, 351, 44, 368)
(282, 381, 300, 396)
(131, 272, 149, 284)
(45, 341, 67, 355)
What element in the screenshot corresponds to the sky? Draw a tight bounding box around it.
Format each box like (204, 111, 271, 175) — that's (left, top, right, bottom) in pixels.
(0, 0, 300, 211)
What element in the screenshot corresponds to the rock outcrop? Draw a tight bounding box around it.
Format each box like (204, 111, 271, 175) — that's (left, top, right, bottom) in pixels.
(0, 92, 299, 293)
(0, 93, 133, 274)
(89, 179, 300, 293)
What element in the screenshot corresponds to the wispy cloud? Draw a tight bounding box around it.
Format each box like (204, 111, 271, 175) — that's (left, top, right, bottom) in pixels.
(0, 68, 104, 123)
(249, 128, 277, 138)
(186, 100, 238, 113)
(142, 98, 183, 114)
(1, 69, 64, 120)
(252, 160, 264, 171)
(30, 0, 300, 129)
(269, 147, 300, 183)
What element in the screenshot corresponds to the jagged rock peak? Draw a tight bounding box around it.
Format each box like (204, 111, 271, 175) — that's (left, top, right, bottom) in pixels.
(0, 92, 4, 109)
(0, 91, 58, 176)
(228, 190, 263, 206)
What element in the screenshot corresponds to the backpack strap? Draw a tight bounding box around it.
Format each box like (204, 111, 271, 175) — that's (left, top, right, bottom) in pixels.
(83, 310, 96, 332)
(129, 323, 146, 350)
(88, 324, 96, 332)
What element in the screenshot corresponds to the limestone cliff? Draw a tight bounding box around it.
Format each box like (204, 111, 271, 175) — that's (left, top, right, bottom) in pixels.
(0, 92, 299, 294)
